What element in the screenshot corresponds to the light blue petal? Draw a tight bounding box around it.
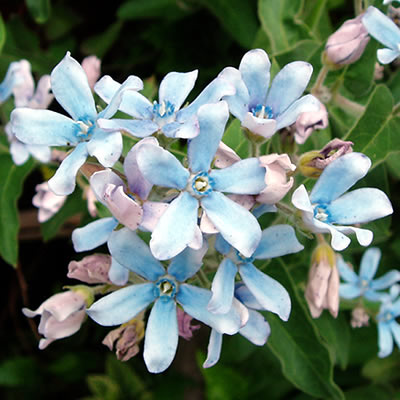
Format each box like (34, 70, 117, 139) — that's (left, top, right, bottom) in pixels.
(72, 217, 118, 252)
(239, 262, 291, 321)
(168, 242, 208, 282)
(265, 61, 313, 118)
(108, 257, 129, 286)
(210, 158, 266, 194)
(10, 141, 29, 165)
(218, 67, 249, 121)
(275, 94, 321, 130)
(234, 282, 263, 310)
(214, 234, 232, 255)
(162, 118, 199, 139)
(239, 48, 270, 108)
(143, 298, 178, 373)
(208, 258, 238, 314)
(239, 309, 271, 346)
(336, 255, 358, 283)
(48, 142, 89, 195)
(371, 270, 400, 291)
(136, 143, 189, 189)
(241, 113, 277, 139)
(187, 101, 229, 173)
(98, 118, 158, 138)
(203, 329, 223, 368)
(86, 128, 122, 167)
(310, 152, 371, 204)
(26, 144, 52, 163)
(253, 224, 304, 260)
(51, 52, 97, 123)
(390, 320, 400, 350)
(108, 227, 165, 281)
(159, 70, 198, 110)
(0, 61, 21, 102)
(327, 188, 393, 225)
(391, 299, 400, 318)
(11, 108, 81, 146)
(90, 169, 124, 205)
(177, 284, 243, 334)
(87, 283, 156, 326)
(95, 75, 152, 119)
(176, 76, 235, 123)
(201, 191, 261, 258)
(362, 6, 400, 50)
(377, 48, 400, 64)
(252, 204, 277, 218)
(377, 322, 394, 358)
(150, 192, 199, 260)
(339, 283, 362, 299)
(359, 247, 381, 281)
(99, 75, 143, 119)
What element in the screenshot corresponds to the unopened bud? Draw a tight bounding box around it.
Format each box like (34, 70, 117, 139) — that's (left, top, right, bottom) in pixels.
(351, 306, 370, 328)
(324, 15, 370, 66)
(68, 254, 112, 284)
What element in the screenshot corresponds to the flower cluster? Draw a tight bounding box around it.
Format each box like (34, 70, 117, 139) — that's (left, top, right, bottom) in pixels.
(2, 19, 398, 372)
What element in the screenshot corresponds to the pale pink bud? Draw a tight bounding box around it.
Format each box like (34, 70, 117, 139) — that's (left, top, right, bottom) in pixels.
(81, 55, 101, 90)
(325, 15, 370, 65)
(84, 186, 97, 217)
(177, 307, 200, 340)
(22, 290, 88, 349)
(312, 138, 353, 170)
(67, 254, 112, 284)
(295, 103, 328, 145)
(102, 320, 144, 362)
(256, 154, 296, 205)
(27, 75, 53, 110)
(351, 306, 370, 328)
(32, 182, 67, 223)
(305, 243, 339, 319)
(12, 60, 34, 107)
(214, 142, 241, 168)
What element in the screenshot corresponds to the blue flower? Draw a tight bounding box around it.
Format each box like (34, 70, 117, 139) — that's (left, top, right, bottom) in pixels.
(219, 49, 321, 139)
(204, 283, 271, 368)
(376, 285, 400, 357)
(10, 52, 143, 195)
(362, 6, 400, 64)
(338, 247, 400, 301)
(135, 101, 267, 260)
(208, 224, 303, 321)
(87, 228, 248, 373)
(292, 152, 393, 251)
(94, 68, 235, 139)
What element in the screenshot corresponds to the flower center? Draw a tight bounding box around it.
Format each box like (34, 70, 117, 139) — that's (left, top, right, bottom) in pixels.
(77, 121, 95, 141)
(235, 250, 254, 264)
(154, 276, 178, 302)
(313, 203, 331, 223)
(378, 310, 394, 323)
(153, 100, 175, 126)
(251, 104, 273, 119)
(189, 172, 214, 197)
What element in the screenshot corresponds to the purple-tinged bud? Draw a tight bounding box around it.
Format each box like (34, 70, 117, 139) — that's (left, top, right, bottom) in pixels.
(67, 254, 112, 284)
(32, 182, 67, 223)
(295, 103, 328, 145)
(351, 306, 370, 328)
(81, 55, 101, 91)
(22, 289, 92, 349)
(305, 243, 339, 319)
(325, 15, 370, 65)
(177, 307, 200, 340)
(102, 319, 145, 361)
(298, 139, 353, 178)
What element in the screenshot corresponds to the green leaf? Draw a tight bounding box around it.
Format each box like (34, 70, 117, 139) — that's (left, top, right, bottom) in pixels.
(344, 84, 400, 169)
(301, 0, 332, 41)
(344, 384, 394, 400)
(25, 0, 51, 24)
(261, 258, 344, 399)
(0, 155, 35, 267)
(40, 187, 86, 242)
(117, 0, 192, 21)
(0, 356, 41, 387)
(198, 0, 259, 48)
(81, 21, 124, 59)
(258, 0, 314, 55)
(0, 13, 5, 54)
(86, 375, 120, 400)
(221, 118, 248, 159)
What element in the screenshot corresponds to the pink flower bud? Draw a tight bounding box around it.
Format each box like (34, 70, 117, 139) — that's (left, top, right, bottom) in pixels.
(32, 182, 67, 223)
(102, 319, 145, 362)
(256, 154, 296, 205)
(295, 103, 328, 145)
(22, 290, 88, 349)
(325, 15, 370, 65)
(312, 138, 353, 170)
(305, 243, 339, 319)
(67, 254, 112, 284)
(177, 307, 200, 340)
(81, 55, 101, 90)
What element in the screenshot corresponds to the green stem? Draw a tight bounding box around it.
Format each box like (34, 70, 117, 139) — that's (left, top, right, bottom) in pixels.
(275, 201, 295, 217)
(333, 93, 366, 117)
(311, 65, 329, 97)
(354, 0, 364, 15)
(196, 268, 211, 289)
